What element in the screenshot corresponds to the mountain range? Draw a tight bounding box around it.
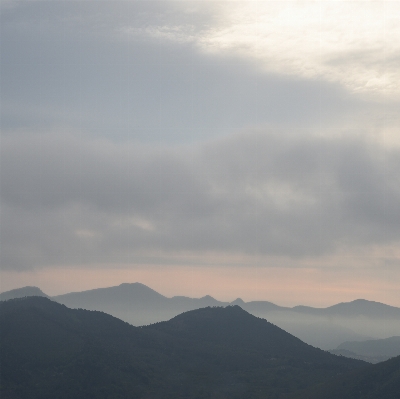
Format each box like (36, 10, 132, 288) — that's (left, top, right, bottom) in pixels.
(2, 296, 400, 398)
(0, 296, 369, 399)
(329, 336, 400, 364)
(2, 282, 399, 351)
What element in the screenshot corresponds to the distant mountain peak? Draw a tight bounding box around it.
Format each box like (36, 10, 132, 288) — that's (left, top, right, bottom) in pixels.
(0, 286, 48, 301)
(339, 299, 373, 305)
(200, 295, 214, 299)
(230, 298, 245, 305)
(168, 305, 254, 324)
(52, 281, 167, 311)
(119, 282, 147, 288)
(333, 298, 387, 307)
(117, 282, 161, 292)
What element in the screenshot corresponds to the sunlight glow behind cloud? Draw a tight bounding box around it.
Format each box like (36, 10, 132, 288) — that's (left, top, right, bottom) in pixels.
(121, 1, 400, 99)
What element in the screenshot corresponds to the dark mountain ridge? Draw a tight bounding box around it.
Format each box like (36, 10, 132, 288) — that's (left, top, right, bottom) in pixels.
(2, 283, 400, 350)
(145, 305, 349, 365)
(290, 355, 400, 399)
(1, 296, 367, 399)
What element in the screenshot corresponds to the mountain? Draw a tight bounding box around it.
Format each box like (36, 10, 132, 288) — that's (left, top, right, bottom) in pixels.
(270, 318, 374, 350)
(143, 306, 363, 367)
(292, 299, 400, 319)
(1, 296, 366, 399)
(2, 282, 400, 349)
(53, 282, 229, 325)
(337, 336, 400, 357)
(0, 286, 48, 301)
(53, 282, 166, 307)
(329, 336, 400, 363)
(232, 299, 400, 350)
(243, 299, 400, 349)
(290, 355, 400, 399)
(240, 299, 289, 312)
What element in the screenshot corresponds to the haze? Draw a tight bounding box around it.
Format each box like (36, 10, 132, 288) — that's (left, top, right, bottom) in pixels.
(1, 0, 399, 307)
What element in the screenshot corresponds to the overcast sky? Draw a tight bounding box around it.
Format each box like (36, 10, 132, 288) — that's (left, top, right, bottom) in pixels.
(1, 0, 399, 306)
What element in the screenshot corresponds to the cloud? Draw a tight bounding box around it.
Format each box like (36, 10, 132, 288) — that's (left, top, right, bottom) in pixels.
(115, 1, 400, 98)
(2, 0, 398, 144)
(196, 1, 400, 99)
(1, 1, 399, 274)
(2, 131, 399, 270)
(4, 0, 399, 101)
(1, 16, 367, 142)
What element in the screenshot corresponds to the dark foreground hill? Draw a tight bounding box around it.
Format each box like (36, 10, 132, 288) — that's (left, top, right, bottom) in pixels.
(290, 355, 400, 399)
(1, 297, 366, 399)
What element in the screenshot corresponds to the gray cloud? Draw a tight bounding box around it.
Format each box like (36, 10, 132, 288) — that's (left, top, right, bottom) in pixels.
(1, 131, 399, 270)
(1, 1, 399, 273)
(1, 0, 381, 143)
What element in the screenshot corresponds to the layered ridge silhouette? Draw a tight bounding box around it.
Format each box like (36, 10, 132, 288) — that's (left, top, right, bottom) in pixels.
(1, 296, 369, 399)
(2, 283, 399, 350)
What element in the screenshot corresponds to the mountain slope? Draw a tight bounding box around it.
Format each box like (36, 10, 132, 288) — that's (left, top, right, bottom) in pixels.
(293, 299, 400, 319)
(0, 296, 177, 399)
(52, 282, 229, 325)
(0, 286, 48, 301)
(146, 305, 349, 363)
(52, 282, 166, 306)
(290, 355, 400, 399)
(1, 297, 366, 399)
(337, 336, 400, 357)
(330, 336, 400, 363)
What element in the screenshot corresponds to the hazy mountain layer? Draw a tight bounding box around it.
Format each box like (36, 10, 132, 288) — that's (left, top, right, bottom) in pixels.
(53, 283, 228, 326)
(1, 297, 366, 399)
(0, 286, 48, 301)
(329, 336, 400, 363)
(2, 283, 400, 350)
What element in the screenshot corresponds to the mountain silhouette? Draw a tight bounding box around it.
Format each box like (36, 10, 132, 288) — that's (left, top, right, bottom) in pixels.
(2, 283, 400, 350)
(329, 336, 400, 363)
(0, 286, 48, 301)
(1, 296, 366, 399)
(53, 282, 166, 306)
(291, 355, 400, 399)
(293, 299, 400, 319)
(337, 336, 400, 358)
(145, 305, 359, 364)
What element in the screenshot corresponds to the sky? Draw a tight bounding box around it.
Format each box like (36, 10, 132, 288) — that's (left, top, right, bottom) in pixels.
(1, 0, 399, 307)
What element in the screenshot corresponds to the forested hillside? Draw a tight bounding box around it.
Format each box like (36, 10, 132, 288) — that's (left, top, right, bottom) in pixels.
(1, 297, 366, 399)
